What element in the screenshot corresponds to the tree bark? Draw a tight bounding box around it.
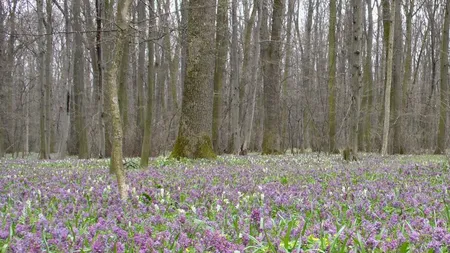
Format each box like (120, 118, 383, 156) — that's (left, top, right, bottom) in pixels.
(348, 0, 362, 158)
(105, 0, 133, 200)
(381, 0, 396, 156)
(391, 0, 403, 154)
(261, 0, 284, 154)
(229, 0, 240, 154)
(37, 0, 49, 159)
(436, 0, 449, 154)
(212, 0, 228, 153)
(362, 0, 374, 151)
(171, 0, 216, 159)
(141, 0, 156, 167)
(73, 0, 89, 158)
(327, 0, 338, 153)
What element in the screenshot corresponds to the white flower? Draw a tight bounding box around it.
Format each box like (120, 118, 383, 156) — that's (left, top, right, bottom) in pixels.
(216, 204, 221, 212)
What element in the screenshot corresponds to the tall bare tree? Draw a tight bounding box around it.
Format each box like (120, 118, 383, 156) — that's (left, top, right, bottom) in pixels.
(105, 0, 133, 199)
(73, 0, 89, 158)
(141, 0, 156, 167)
(229, 0, 240, 154)
(327, 0, 338, 153)
(262, 0, 284, 154)
(436, 0, 449, 154)
(171, 0, 216, 158)
(212, 0, 228, 153)
(382, 0, 396, 155)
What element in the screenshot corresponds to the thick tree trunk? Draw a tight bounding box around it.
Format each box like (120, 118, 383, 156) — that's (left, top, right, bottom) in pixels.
(141, 0, 156, 167)
(381, 0, 396, 156)
(262, 0, 284, 154)
(436, 0, 449, 154)
(73, 0, 89, 158)
(212, 0, 228, 153)
(171, 0, 216, 159)
(105, 0, 133, 200)
(327, 0, 338, 153)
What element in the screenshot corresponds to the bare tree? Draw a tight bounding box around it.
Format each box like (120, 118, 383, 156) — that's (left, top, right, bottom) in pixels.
(141, 0, 156, 167)
(212, 0, 228, 153)
(171, 0, 216, 158)
(261, 0, 284, 154)
(105, 0, 133, 200)
(382, 0, 396, 156)
(327, 0, 338, 153)
(436, 0, 449, 154)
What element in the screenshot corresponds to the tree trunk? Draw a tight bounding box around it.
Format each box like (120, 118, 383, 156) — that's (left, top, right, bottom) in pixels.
(45, 0, 53, 154)
(37, 0, 49, 160)
(281, 0, 294, 152)
(436, 0, 449, 154)
(171, 0, 216, 159)
(140, 0, 156, 167)
(136, 0, 146, 138)
(262, 0, 284, 154)
(391, 0, 403, 154)
(73, 0, 89, 158)
(239, 0, 257, 154)
(0, 3, 5, 157)
(229, 0, 240, 154)
(57, 0, 71, 159)
(327, 0, 338, 153)
(362, 0, 374, 151)
(105, 0, 133, 200)
(381, 0, 396, 156)
(212, 0, 228, 153)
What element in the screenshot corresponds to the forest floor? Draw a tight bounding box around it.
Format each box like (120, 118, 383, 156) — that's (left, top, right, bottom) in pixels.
(0, 153, 449, 252)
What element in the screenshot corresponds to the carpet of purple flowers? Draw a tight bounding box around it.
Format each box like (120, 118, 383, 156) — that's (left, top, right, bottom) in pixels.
(1, 154, 450, 252)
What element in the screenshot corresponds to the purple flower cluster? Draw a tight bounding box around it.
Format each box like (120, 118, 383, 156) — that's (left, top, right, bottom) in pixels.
(0, 155, 450, 252)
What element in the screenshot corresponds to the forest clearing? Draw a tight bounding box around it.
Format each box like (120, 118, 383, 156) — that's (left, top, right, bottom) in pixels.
(1, 154, 449, 252)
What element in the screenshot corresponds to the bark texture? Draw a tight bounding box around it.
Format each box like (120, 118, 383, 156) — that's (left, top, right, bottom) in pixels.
(105, 0, 133, 200)
(261, 0, 284, 154)
(171, 0, 216, 159)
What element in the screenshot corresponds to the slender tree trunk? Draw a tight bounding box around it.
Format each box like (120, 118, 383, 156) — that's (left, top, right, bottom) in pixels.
(363, 0, 374, 151)
(281, 0, 294, 152)
(212, 0, 228, 153)
(136, 0, 146, 138)
(229, 0, 240, 154)
(105, 0, 133, 200)
(327, 0, 338, 153)
(436, 0, 449, 154)
(302, 0, 313, 151)
(381, 0, 396, 155)
(391, 0, 403, 154)
(141, 0, 156, 167)
(57, 0, 71, 159)
(45, 0, 52, 154)
(0, 3, 4, 157)
(171, 0, 216, 159)
(348, 0, 362, 158)
(262, 0, 284, 154)
(37, 0, 49, 159)
(239, 0, 257, 154)
(96, 0, 105, 158)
